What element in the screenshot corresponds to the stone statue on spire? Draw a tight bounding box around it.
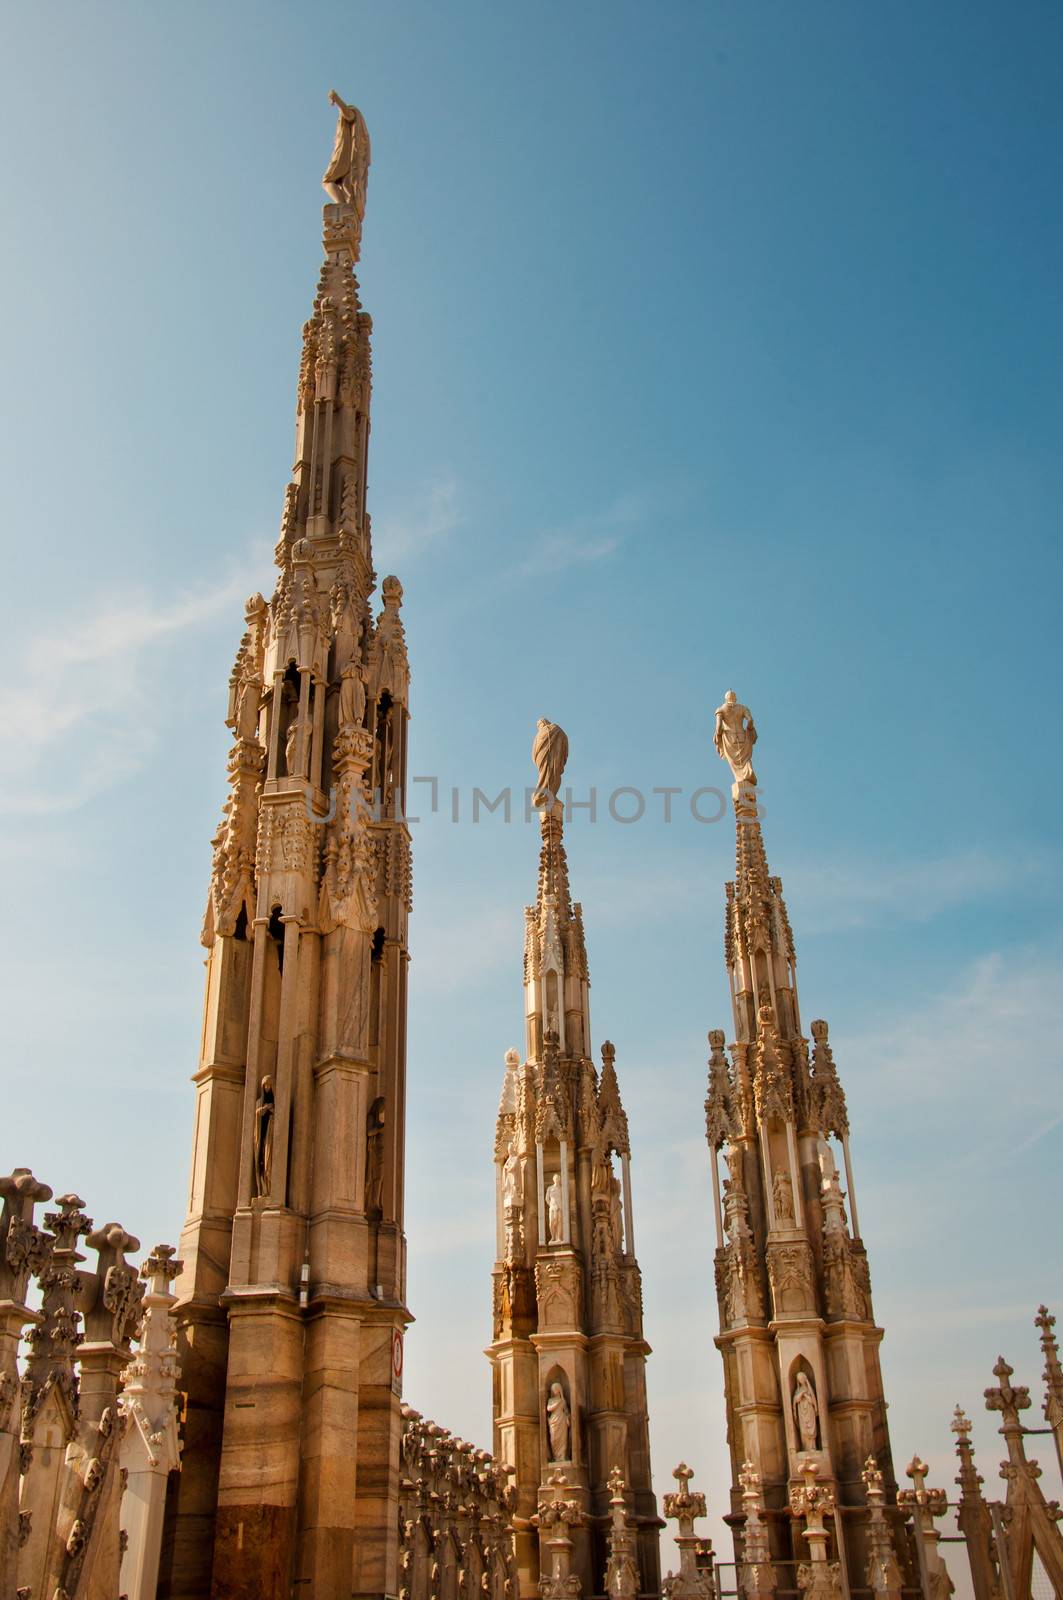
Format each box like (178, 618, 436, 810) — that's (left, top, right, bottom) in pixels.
(713, 689, 758, 786)
(323, 90, 371, 214)
(532, 719, 569, 809)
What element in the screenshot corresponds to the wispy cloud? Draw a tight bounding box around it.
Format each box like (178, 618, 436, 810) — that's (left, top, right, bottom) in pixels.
(516, 491, 649, 578)
(846, 944, 1063, 1117)
(372, 474, 461, 568)
(784, 846, 1052, 933)
(0, 547, 270, 815)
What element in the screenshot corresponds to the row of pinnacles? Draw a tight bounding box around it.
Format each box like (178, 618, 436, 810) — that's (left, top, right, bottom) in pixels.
(7, 91, 1063, 1600)
(0, 1170, 182, 1600)
(652, 1329, 1063, 1600)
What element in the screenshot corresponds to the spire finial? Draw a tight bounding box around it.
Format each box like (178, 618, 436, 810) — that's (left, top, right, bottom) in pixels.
(322, 91, 371, 260)
(713, 689, 758, 789)
(532, 719, 569, 812)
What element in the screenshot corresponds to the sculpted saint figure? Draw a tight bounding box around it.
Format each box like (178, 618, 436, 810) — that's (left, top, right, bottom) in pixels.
(772, 1168, 795, 1223)
(502, 1143, 523, 1208)
(608, 1172, 623, 1253)
(818, 1141, 841, 1195)
(546, 1379, 571, 1461)
(713, 690, 758, 786)
(546, 1174, 565, 1243)
(236, 675, 262, 742)
(285, 713, 307, 779)
(365, 1099, 386, 1217)
(339, 662, 366, 731)
(323, 90, 371, 214)
(793, 1371, 819, 1452)
(532, 719, 569, 809)
(253, 1076, 274, 1197)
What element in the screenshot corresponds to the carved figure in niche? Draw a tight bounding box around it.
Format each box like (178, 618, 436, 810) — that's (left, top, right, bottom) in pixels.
(323, 91, 371, 213)
(365, 1098, 386, 1217)
(592, 1153, 623, 1253)
(609, 1171, 623, 1253)
(725, 1143, 745, 1191)
(236, 675, 262, 742)
(502, 1143, 522, 1208)
(531, 719, 569, 809)
(285, 712, 307, 779)
(253, 1076, 274, 1197)
(339, 661, 366, 731)
(375, 696, 396, 811)
(546, 1174, 564, 1244)
(773, 1167, 795, 1223)
(818, 1140, 839, 1186)
(713, 689, 758, 786)
(546, 1379, 571, 1461)
(793, 1371, 820, 1452)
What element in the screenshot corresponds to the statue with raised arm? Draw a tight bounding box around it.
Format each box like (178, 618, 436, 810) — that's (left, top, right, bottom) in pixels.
(532, 719, 569, 809)
(713, 689, 758, 786)
(323, 90, 371, 215)
(502, 1142, 523, 1208)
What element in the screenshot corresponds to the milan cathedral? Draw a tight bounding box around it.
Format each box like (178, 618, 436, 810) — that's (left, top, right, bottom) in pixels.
(1, 94, 1060, 1600)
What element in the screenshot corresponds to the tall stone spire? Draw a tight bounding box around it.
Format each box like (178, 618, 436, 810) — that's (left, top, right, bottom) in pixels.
(705, 693, 901, 1595)
(161, 95, 413, 1600)
(489, 726, 660, 1600)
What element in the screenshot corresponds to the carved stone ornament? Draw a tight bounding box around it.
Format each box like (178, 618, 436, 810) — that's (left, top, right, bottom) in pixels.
(713, 690, 758, 787)
(532, 719, 569, 810)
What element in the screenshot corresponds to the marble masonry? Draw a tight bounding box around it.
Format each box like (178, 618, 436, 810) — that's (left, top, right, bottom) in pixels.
(4, 96, 1061, 1600)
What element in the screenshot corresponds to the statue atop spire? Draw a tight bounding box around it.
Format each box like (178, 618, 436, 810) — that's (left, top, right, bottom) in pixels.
(324, 90, 371, 207)
(713, 689, 757, 787)
(532, 718, 569, 810)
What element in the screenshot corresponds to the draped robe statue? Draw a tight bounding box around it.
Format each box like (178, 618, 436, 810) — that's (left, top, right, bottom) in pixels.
(546, 1380, 571, 1461)
(323, 90, 371, 217)
(502, 1143, 523, 1208)
(793, 1371, 820, 1452)
(532, 719, 569, 809)
(253, 1076, 274, 1197)
(713, 689, 758, 786)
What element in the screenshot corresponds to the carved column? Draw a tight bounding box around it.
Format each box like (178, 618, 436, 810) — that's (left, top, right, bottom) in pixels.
(790, 1458, 841, 1600)
(119, 1244, 184, 1600)
(983, 1354, 1063, 1599)
(604, 1466, 640, 1600)
(862, 1456, 902, 1600)
(950, 1407, 1001, 1600)
(17, 1191, 89, 1600)
(1036, 1306, 1063, 1483)
(46, 1221, 145, 1600)
(0, 1169, 52, 1594)
(738, 1461, 776, 1600)
(537, 1470, 584, 1600)
(662, 1463, 714, 1600)
(897, 1455, 953, 1600)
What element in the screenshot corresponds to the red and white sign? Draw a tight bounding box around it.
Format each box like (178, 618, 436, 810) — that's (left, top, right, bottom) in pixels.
(391, 1328, 404, 1396)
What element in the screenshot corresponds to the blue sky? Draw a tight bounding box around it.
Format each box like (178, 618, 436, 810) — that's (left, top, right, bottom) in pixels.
(2, 0, 1061, 1566)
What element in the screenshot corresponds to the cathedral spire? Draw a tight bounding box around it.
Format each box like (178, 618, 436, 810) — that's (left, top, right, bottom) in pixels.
(705, 691, 900, 1597)
(164, 96, 413, 1600)
(523, 719, 587, 1062)
(490, 723, 659, 1600)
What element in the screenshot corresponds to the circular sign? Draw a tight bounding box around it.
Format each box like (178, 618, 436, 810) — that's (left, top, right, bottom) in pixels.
(392, 1328, 404, 1381)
